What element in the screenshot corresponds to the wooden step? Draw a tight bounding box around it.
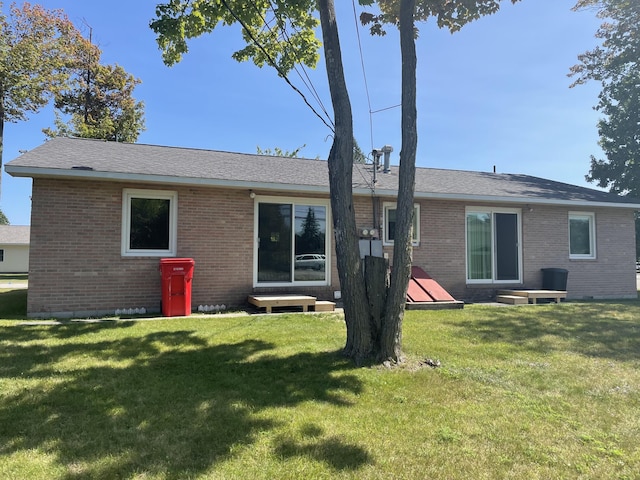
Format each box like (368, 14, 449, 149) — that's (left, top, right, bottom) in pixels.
(313, 300, 336, 312)
(247, 295, 316, 313)
(496, 294, 528, 305)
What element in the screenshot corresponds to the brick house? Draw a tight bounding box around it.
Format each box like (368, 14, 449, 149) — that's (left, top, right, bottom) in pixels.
(5, 137, 639, 318)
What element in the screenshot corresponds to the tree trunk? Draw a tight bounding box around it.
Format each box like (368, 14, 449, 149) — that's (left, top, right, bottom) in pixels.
(378, 0, 418, 363)
(317, 0, 372, 364)
(365, 255, 389, 349)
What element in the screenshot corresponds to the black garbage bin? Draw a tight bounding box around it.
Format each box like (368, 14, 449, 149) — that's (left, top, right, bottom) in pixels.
(541, 268, 568, 291)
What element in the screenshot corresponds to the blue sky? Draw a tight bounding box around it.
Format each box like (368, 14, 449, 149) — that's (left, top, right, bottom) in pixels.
(1, 1, 605, 226)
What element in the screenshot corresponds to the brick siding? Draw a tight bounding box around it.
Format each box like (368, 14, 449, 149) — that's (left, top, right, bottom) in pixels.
(26, 178, 637, 317)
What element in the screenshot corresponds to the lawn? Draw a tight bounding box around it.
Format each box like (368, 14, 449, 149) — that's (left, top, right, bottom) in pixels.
(1, 289, 639, 479)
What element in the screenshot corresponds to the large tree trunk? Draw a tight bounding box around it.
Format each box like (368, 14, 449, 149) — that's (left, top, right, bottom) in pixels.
(317, 0, 372, 364)
(378, 0, 418, 363)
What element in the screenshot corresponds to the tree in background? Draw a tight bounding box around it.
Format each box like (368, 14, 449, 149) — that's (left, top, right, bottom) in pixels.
(256, 145, 307, 157)
(258, 140, 366, 162)
(0, 2, 95, 191)
(569, 0, 639, 259)
(570, 0, 639, 197)
(0, 208, 8, 225)
(44, 62, 146, 143)
(151, 0, 520, 365)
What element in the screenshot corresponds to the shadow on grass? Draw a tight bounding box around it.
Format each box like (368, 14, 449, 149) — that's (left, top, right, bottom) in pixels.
(455, 302, 640, 361)
(0, 289, 27, 319)
(0, 328, 369, 478)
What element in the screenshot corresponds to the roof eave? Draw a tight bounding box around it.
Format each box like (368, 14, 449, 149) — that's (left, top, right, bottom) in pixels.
(5, 165, 331, 195)
(8, 165, 639, 210)
(361, 188, 640, 210)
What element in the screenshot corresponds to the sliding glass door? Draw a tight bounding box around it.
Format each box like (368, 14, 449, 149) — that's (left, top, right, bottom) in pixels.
(256, 199, 329, 286)
(466, 209, 521, 283)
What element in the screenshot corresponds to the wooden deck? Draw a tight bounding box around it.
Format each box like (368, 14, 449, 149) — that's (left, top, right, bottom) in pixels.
(247, 295, 335, 313)
(497, 289, 567, 305)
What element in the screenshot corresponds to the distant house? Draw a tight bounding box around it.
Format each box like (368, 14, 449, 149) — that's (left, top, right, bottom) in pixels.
(5, 137, 640, 318)
(0, 225, 30, 273)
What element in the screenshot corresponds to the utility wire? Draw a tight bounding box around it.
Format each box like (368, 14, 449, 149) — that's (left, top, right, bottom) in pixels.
(351, 0, 375, 154)
(372, 104, 402, 114)
(264, 0, 333, 124)
(220, 0, 335, 132)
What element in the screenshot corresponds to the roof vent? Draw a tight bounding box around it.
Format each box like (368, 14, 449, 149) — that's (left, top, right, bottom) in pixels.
(381, 145, 393, 173)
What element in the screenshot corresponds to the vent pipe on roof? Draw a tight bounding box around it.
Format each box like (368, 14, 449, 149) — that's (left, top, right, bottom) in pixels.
(381, 145, 393, 173)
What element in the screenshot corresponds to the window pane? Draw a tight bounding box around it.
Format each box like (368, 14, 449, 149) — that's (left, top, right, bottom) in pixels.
(130, 198, 170, 250)
(386, 206, 418, 243)
(495, 213, 519, 281)
(387, 208, 397, 242)
(294, 205, 327, 281)
(258, 203, 292, 282)
(570, 217, 591, 255)
(467, 213, 492, 280)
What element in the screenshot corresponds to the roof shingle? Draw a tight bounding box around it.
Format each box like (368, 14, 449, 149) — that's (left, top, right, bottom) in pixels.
(6, 137, 640, 208)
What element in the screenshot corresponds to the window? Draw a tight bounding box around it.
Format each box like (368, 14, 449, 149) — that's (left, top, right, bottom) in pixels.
(466, 208, 521, 283)
(383, 202, 420, 246)
(255, 197, 330, 286)
(122, 189, 177, 257)
(0, 249, 3, 262)
(569, 212, 596, 259)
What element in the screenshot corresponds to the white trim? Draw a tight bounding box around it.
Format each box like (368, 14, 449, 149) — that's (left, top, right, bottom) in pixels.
(465, 206, 523, 284)
(121, 189, 178, 257)
(568, 211, 596, 259)
(382, 202, 420, 246)
(253, 195, 332, 288)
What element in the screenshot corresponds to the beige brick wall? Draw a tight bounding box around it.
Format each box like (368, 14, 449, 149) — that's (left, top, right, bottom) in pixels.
(369, 198, 637, 301)
(28, 179, 339, 317)
(27, 178, 637, 317)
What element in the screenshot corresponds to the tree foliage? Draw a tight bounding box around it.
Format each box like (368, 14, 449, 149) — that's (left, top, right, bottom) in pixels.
(0, 2, 94, 179)
(570, 0, 640, 198)
(44, 61, 146, 143)
(151, 0, 320, 73)
(256, 145, 307, 157)
(0, 208, 8, 225)
(360, 0, 518, 34)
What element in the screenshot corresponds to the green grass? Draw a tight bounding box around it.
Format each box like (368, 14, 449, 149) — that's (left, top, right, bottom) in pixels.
(1, 299, 639, 479)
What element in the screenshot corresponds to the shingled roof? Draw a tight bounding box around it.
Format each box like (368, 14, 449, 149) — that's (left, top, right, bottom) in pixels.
(6, 137, 640, 209)
(0, 226, 30, 245)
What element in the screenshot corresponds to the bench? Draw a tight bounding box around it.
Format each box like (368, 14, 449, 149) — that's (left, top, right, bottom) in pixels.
(247, 295, 317, 313)
(497, 289, 567, 305)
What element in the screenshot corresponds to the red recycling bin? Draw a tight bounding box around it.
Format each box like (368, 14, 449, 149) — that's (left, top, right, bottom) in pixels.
(160, 258, 195, 317)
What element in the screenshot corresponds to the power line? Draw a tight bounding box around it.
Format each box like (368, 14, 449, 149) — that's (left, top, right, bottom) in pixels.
(350, 1, 402, 155)
(220, 0, 335, 132)
(351, 0, 374, 154)
(264, 0, 333, 124)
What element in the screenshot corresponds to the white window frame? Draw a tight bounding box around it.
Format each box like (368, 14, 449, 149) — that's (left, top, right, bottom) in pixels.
(568, 211, 596, 259)
(253, 195, 332, 287)
(121, 189, 178, 257)
(382, 202, 420, 246)
(465, 207, 523, 284)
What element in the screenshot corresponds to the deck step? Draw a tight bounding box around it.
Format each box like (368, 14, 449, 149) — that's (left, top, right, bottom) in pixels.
(313, 300, 336, 312)
(496, 294, 528, 305)
(247, 295, 316, 313)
